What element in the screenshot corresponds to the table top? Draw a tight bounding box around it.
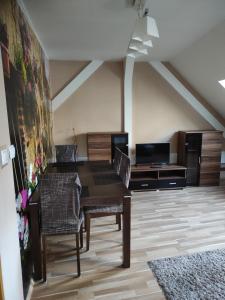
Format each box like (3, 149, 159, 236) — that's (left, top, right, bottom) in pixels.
(44, 161, 131, 206)
(46, 161, 113, 173)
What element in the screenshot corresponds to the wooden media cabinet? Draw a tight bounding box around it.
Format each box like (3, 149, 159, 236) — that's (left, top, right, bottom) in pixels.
(129, 164, 187, 191)
(87, 132, 128, 162)
(177, 130, 222, 186)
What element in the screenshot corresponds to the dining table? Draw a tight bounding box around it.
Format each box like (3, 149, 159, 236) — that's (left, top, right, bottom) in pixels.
(28, 161, 131, 281)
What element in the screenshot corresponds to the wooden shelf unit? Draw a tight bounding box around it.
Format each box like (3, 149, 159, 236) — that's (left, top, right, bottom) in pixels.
(87, 132, 128, 162)
(129, 165, 187, 191)
(177, 130, 222, 186)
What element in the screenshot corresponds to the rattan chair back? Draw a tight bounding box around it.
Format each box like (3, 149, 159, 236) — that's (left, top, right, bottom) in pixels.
(55, 145, 77, 162)
(40, 172, 82, 235)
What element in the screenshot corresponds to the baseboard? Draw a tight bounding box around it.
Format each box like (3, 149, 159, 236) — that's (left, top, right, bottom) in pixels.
(77, 156, 88, 161)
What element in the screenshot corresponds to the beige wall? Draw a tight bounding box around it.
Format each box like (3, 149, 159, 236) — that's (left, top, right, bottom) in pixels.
(50, 60, 88, 99)
(51, 61, 123, 157)
(50, 60, 212, 160)
(133, 63, 212, 154)
(0, 51, 24, 300)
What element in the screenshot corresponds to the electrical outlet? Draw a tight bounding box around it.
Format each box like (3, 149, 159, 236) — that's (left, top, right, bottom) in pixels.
(0, 148, 9, 167)
(8, 145, 16, 159)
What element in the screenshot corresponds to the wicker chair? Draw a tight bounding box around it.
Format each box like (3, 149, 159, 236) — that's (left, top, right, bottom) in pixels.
(85, 152, 131, 251)
(40, 172, 83, 281)
(119, 153, 131, 188)
(113, 147, 122, 174)
(55, 145, 78, 163)
(113, 147, 123, 230)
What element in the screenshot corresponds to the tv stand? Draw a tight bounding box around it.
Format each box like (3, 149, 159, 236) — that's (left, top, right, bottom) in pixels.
(149, 164, 165, 168)
(129, 164, 187, 191)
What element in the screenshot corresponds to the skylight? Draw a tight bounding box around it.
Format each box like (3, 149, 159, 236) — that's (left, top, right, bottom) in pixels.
(218, 79, 225, 89)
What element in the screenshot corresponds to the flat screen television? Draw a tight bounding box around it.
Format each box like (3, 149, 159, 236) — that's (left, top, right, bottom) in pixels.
(136, 143, 170, 165)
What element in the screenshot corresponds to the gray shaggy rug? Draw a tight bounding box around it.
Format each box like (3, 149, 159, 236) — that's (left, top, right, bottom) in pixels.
(148, 248, 225, 300)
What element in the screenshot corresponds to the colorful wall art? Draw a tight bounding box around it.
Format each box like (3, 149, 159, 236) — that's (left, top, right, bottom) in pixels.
(0, 1, 52, 293)
(0, 0, 52, 197)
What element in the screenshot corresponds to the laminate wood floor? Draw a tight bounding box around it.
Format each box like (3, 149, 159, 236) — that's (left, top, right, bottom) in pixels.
(31, 186, 225, 300)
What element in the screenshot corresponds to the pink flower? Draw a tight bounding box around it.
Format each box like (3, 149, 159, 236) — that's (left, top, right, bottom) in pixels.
(21, 189, 28, 209)
(35, 156, 42, 168)
(32, 173, 36, 182)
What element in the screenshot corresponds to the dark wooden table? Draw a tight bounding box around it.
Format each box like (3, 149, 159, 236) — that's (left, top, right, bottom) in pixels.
(29, 161, 131, 281)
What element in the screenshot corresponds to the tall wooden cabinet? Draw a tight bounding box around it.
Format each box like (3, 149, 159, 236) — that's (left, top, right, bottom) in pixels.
(87, 132, 128, 162)
(178, 130, 223, 186)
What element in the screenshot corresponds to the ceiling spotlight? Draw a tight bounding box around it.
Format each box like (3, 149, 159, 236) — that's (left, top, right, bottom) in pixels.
(127, 50, 142, 59)
(136, 16, 159, 38)
(129, 42, 140, 51)
(132, 35, 143, 42)
(143, 40, 153, 47)
(128, 45, 148, 55)
(218, 79, 225, 89)
(133, 16, 159, 42)
(137, 48, 148, 55)
(129, 42, 149, 55)
(146, 16, 159, 38)
(131, 35, 153, 48)
(127, 0, 159, 59)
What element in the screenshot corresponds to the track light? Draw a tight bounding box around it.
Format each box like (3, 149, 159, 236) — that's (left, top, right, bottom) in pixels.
(218, 79, 225, 89)
(127, 50, 142, 59)
(128, 42, 149, 56)
(127, 0, 159, 59)
(135, 16, 159, 39)
(145, 16, 159, 38)
(128, 45, 148, 55)
(132, 35, 153, 48)
(143, 39, 153, 47)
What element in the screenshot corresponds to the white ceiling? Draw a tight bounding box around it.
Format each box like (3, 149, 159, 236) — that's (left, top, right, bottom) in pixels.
(22, 0, 225, 61)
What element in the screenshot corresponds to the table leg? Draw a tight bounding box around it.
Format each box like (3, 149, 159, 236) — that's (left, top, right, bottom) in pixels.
(122, 196, 131, 268)
(29, 202, 42, 280)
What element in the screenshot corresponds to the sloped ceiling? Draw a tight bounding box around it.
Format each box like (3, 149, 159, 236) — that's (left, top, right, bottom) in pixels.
(21, 0, 225, 61)
(170, 19, 225, 119)
(21, 0, 225, 121)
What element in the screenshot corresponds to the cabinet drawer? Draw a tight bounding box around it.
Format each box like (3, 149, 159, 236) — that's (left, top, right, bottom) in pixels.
(201, 156, 221, 163)
(202, 132, 222, 142)
(199, 173, 220, 186)
(88, 142, 111, 149)
(158, 178, 186, 189)
(200, 162, 220, 173)
(201, 132, 222, 154)
(88, 134, 111, 144)
(88, 149, 111, 161)
(129, 180, 157, 190)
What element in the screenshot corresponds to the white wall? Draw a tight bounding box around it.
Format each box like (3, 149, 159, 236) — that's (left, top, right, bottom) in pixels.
(0, 51, 24, 299)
